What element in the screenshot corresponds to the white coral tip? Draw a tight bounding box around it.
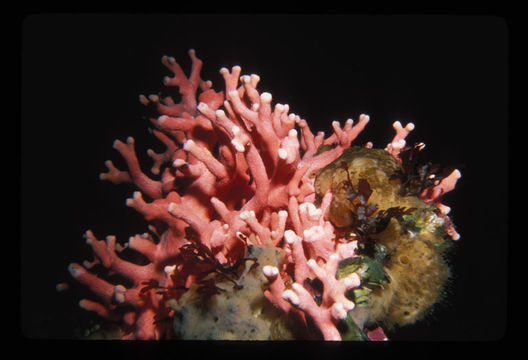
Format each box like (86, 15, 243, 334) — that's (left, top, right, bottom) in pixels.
(282, 289, 300, 306)
(167, 202, 177, 212)
(284, 230, 298, 244)
(173, 159, 186, 167)
(329, 253, 340, 262)
(164, 265, 177, 276)
(231, 139, 246, 153)
(278, 148, 288, 160)
(197, 102, 208, 112)
(260, 92, 272, 103)
(114, 285, 127, 304)
(148, 94, 159, 102)
(343, 273, 361, 288)
(331, 302, 348, 320)
(239, 210, 255, 220)
(262, 265, 279, 279)
(183, 139, 195, 150)
(68, 263, 84, 279)
(306, 258, 317, 269)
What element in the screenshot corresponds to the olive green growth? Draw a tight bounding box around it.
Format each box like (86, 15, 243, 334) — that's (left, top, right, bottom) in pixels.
(169, 245, 298, 340)
(315, 146, 454, 331)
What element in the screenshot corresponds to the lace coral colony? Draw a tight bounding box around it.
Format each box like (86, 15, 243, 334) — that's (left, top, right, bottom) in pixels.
(61, 49, 461, 340)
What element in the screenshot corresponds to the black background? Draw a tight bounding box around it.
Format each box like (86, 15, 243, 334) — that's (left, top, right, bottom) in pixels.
(20, 13, 508, 344)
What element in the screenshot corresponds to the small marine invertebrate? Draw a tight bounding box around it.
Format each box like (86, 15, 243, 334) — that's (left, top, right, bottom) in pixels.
(61, 50, 460, 340)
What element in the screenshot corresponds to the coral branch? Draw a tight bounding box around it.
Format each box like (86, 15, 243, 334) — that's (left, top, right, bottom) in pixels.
(385, 121, 415, 160)
(66, 50, 460, 341)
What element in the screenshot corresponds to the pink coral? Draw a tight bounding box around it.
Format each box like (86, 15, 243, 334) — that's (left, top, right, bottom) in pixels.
(66, 49, 460, 340)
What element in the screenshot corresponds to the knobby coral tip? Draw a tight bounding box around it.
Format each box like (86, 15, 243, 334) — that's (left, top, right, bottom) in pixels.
(239, 210, 255, 220)
(114, 285, 127, 304)
(440, 205, 451, 215)
(260, 92, 272, 103)
(197, 102, 208, 112)
(278, 148, 288, 160)
(183, 139, 195, 150)
(284, 230, 298, 244)
(68, 263, 84, 279)
(343, 273, 361, 288)
(173, 159, 186, 167)
(331, 302, 348, 320)
(263, 265, 279, 278)
(282, 289, 300, 306)
(167, 202, 177, 212)
(164, 265, 176, 276)
(231, 140, 246, 153)
(139, 94, 149, 105)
